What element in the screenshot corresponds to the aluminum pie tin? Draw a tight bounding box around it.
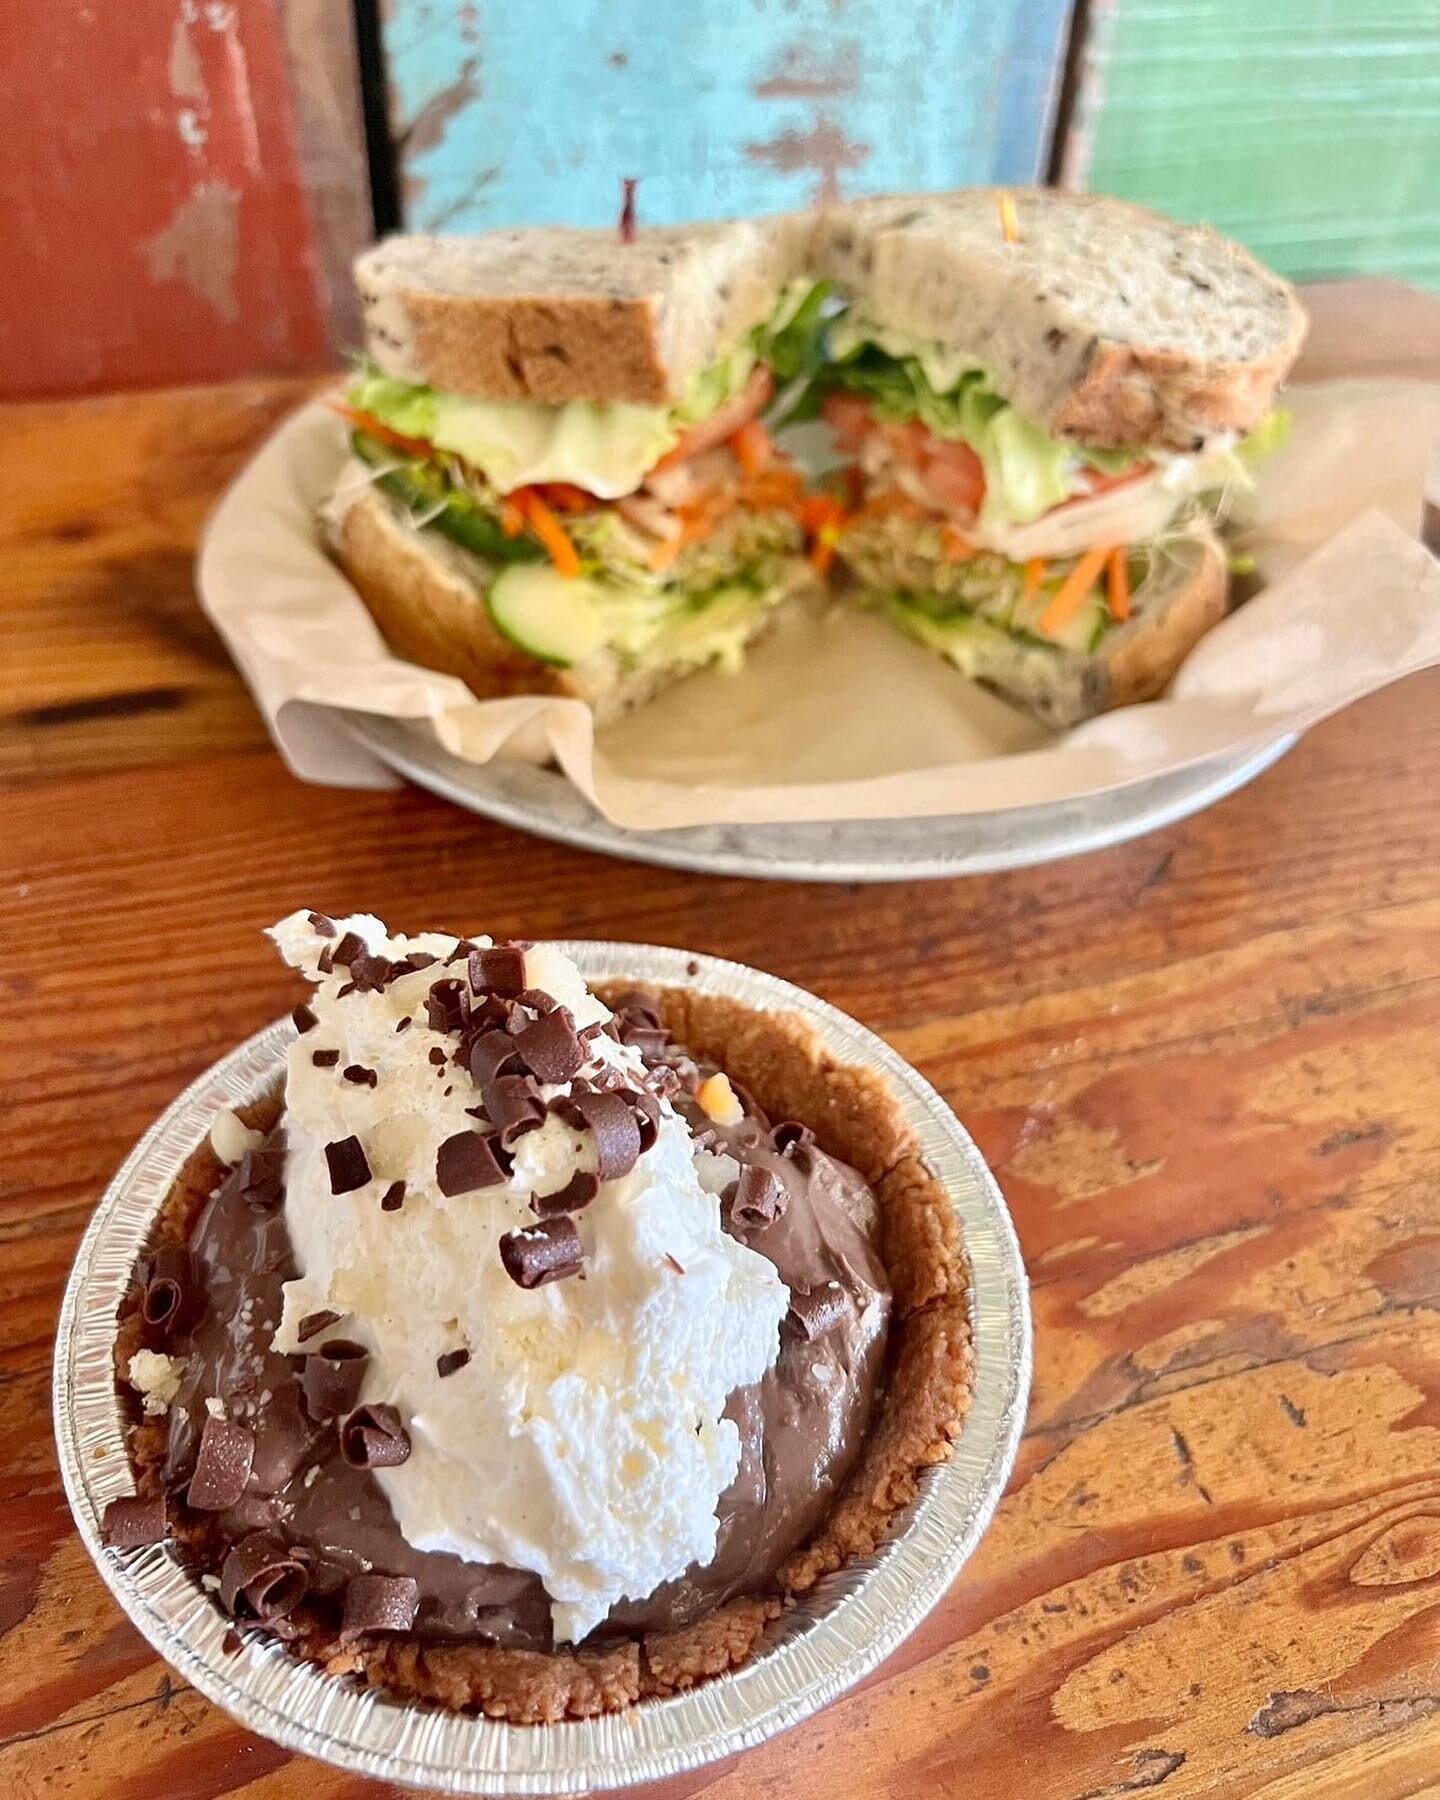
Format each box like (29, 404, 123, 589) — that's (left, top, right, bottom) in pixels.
(55, 942, 1031, 1793)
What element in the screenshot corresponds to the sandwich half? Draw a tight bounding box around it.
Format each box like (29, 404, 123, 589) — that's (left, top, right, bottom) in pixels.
(325, 220, 830, 721)
(804, 188, 1306, 727)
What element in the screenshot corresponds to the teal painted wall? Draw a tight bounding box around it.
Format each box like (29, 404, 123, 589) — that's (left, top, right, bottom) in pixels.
(384, 0, 1074, 231)
(1068, 0, 1440, 289)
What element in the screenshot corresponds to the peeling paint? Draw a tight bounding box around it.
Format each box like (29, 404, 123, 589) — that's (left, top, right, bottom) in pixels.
(753, 42, 860, 99)
(743, 115, 869, 203)
(398, 59, 480, 159)
(167, 12, 207, 102)
(140, 180, 242, 325)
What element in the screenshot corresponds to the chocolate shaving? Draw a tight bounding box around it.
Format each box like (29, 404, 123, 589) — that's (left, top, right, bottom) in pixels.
(447, 938, 480, 964)
(567, 1089, 642, 1180)
(302, 1339, 369, 1420)
(342, 1064, 378, 1088)
(485, 1072, 546, 1144)
(650, 1065, 684, 1101)
(623, 1087, 663, 1153)
(325, 1135, 371, 1193)
(436, 1129, 507, 1196)
(425, 978, 467, 1034)
(291, 1003, 317, 1035)
(428, 1046, 448, 1066)
(513, 1007, 584, 1083)
(499, 1215, 584, 1289)
(380, 1180, 406, 1212)
(532, 1169, 600, 1219)
(394, 1015, 412, 1033)
(517, 987, 560, 1014)
(237, 1145, 285, 1212)
(339, 1403, 410, 1469)
(403, 950, 437, 972)
(311, 1048, 340, 1067)
(140, 1246, 202, 1337)
(470, 945, 526, 998)
(664, 1252, 686, 1275)
(317, 945, 335, 974)
(187, 1415, 256, 1510)
(468, 1028, 523, 1087)
(331, 930, 366, 968)
(784, 1281, 852, 1342)
(101, 1493, 168, 1549)
(436, 1347, 470, 1379)
(342, 1572, 420, 1637)
(347, 950, 393, 992)
(307, 911, 337, 938)
(725, 1164, 786, 1235)
(219, 1532, 309, 1622)
(296, 1308, 343, 1343)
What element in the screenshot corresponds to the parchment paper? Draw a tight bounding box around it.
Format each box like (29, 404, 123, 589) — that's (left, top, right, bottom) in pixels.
(197, 283, 1440, 831)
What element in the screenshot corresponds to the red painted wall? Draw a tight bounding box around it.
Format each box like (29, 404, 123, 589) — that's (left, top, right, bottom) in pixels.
(1, 1, 337, 398)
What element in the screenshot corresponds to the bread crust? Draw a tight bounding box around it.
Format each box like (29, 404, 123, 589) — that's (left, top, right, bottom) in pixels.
(1103, 527, 1229, 707)
(1052, 335, 1307, 452)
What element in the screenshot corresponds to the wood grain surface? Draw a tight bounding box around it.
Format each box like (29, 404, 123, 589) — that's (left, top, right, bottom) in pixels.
(3, 381, 1440, 1799)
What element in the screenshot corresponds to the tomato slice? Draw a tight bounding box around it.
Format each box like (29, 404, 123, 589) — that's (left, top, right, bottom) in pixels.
(820, 390, 874, 452)
(916, 440, 986, 516)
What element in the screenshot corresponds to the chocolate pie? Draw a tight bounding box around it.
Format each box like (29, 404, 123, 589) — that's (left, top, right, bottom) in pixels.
(110, 916, 971, 1722)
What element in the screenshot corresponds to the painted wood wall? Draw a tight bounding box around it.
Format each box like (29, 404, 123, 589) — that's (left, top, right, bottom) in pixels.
(4, 0, 1439, 397)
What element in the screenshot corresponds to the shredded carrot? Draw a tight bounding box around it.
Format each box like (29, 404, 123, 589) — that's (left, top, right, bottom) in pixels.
(729, 418, 773, 476)
(517, 490, 581, 578)
(1022, 556, 1047, 602)
(1038, 543, 1113, 639)
(809, 537, 836, 576)
(796, 495, 845, 534)
(536, 481, 594, 514)
(837, 464, 866, 511)
(853, 486, 924, 523)
(330, 402, 433, 460)
(738, 467, 805, 510)
(940, 523, 975, 561)
(1107, 545, 1132, 621)
(499, 499, 526, 538)
(646, 536, 683, 572)
(997, 191, 1020, 244)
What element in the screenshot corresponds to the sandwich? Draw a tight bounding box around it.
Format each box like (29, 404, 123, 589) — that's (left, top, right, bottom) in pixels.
(325, 218, 831, 722)
(803, 189, 1306, 726)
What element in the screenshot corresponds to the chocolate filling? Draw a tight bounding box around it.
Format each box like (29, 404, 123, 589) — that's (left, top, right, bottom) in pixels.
(153, 1025, 890, 1651)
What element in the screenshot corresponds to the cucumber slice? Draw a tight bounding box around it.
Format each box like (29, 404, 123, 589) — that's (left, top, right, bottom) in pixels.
(486, 565, 609, 667)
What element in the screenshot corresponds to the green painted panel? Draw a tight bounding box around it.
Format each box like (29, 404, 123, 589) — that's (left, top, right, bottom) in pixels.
(1070, 0, 1440, 290)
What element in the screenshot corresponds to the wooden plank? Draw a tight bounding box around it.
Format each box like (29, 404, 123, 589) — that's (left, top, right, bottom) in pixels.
(1062, 0, 1440, 290)
(0, 1, 350, 397)
(6, 377, 1440, 1797)
(381, 0, 1073, 232)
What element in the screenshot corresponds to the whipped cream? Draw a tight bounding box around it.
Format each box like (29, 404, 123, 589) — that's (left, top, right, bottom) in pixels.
(265, 911, 789, 1642)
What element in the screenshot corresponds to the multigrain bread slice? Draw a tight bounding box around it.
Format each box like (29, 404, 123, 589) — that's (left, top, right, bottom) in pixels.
(325, 477, 813, 726)
(855, 519, 1229, 730)
(809, 188, 1306, 451)
(357, 217, 807, 408)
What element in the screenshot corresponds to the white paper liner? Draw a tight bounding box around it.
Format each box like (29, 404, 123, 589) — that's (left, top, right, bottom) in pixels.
(196, 303, 1440, 831)
(54, 945, 1031, 1794)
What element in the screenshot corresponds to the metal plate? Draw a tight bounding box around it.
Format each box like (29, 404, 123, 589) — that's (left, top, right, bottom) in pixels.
(344, 712, 1298, 882)
(55, 943, 1030, 1794)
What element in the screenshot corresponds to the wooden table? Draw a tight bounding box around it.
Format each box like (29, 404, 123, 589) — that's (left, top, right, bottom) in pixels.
(5, 378, 1440, 1800)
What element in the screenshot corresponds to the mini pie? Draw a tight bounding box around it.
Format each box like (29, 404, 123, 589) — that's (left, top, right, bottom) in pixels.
(110, 915, 972, 1723)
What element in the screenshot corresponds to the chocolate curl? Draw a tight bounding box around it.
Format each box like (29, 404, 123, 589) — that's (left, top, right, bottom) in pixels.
(513, 1008, 585, 1083)
(307, 911, 337, 938)
(619, 176, 638, 243)
(101, 1494, 168, 1549)
(622, 1087, 663, 1153)
(236, 1144, 285, 1212)
(219, 1532, 309, 1622)
(342, 1572, 420, 1637)
(499, 1215, 584, 1289)
(425, 977, 467, 1034)
(339, 1404, 411, 1470)
(468, 1027, 524, 1087)
(569, 1089, 642, 1180)
(140, 1246, 202, 1338)
(725, 1164, 786, 1235)
(302, 1340, 369, 1421)
(485, 1073, 547, 1145)
(469, 945, 526, 999)
(771, 1120, 817, 1171)
(436, 1129, 508, 1196)
(784, 1281, 852, 1343)
(531, 1170, 600, 1219)
(187, 1415, 256, 1511)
